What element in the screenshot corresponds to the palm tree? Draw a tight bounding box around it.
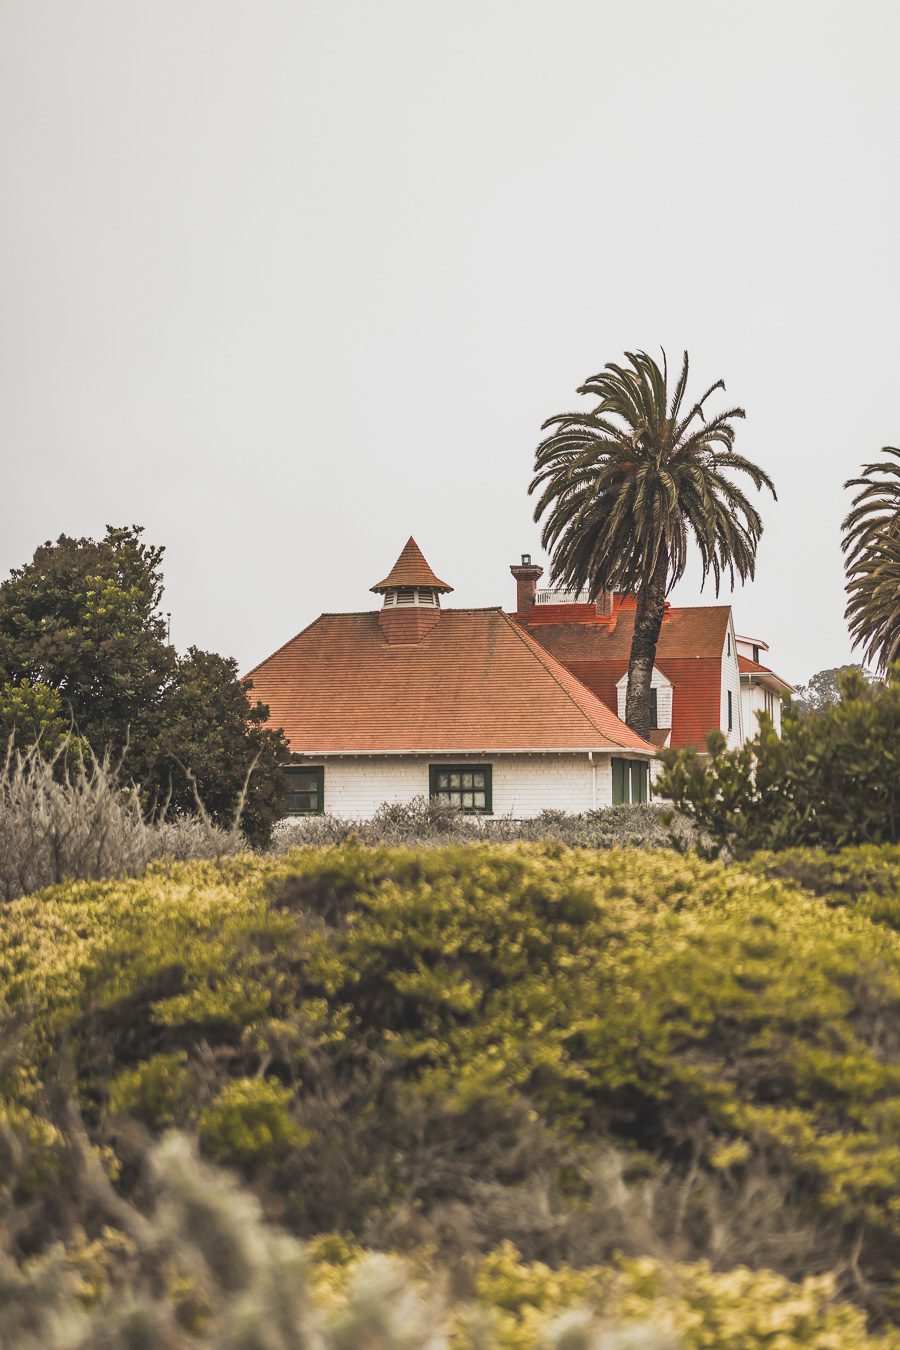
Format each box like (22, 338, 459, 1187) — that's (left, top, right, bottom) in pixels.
(842, 446, 900, 674)
(529, 350, 776, 739)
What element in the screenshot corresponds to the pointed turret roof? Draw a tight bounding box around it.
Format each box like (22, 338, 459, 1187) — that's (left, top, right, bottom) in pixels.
(371, 537, 453, 593)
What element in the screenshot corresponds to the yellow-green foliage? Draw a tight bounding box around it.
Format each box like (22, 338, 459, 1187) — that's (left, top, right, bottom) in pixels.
(108, 1052, 192, 1126)
(306, 1237, 900, 1348)
(198, 1077, 311, 1169)
(2, 843, 900, 1323)
(461, 1244, 900, 1348)
(8, 1133, 899, 1350)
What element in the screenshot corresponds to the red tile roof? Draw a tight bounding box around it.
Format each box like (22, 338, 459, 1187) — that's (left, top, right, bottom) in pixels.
(523, 604, 731, 659)
(244, 608, 655, 755)
(371, 537, 452, 593)
(738, 655, 772, 675)
(738, 655, 794, 693)
(523, 607, 732, 752)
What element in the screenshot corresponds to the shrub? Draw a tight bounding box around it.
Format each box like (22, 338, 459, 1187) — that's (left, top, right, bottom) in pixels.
(108, 1053, 193, 1126)
(198, 1078, 311, 1171)
(2, 1133, 898, 1349)
(2, 843, 900, 1320)
(272, 798, 694, 852)
(657, 665, 900, 856)
(0, 741, 245, 902)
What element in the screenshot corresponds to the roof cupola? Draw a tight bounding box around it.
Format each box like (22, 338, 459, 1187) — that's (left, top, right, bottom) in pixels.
(372, 537, 451, 643)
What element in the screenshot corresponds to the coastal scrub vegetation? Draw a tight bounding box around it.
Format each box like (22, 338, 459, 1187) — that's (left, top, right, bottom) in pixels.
(658, 663, 900, 856)
(2, 841, 899, 1344)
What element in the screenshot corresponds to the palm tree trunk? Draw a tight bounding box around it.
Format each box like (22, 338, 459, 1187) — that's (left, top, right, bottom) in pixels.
(624, 552, 668, 738)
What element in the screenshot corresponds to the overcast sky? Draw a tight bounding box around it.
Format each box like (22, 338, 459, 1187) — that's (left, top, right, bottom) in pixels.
(2, 1, 899, 686)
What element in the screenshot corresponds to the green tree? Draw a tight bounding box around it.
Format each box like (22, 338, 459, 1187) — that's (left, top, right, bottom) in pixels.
(658, 665, 900, 855)
(843, 445, 900, 673)
(0, 527, 289, 844)
(158, 648, 289, 847)
(529, 351, 776, 738)
(0, 679, 76, 757)
(791, 664, 877, 718)
(0, 525, 175, 774)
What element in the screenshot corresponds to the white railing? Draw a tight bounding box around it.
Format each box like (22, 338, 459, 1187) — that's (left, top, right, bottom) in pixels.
(534, 588, 592, 605)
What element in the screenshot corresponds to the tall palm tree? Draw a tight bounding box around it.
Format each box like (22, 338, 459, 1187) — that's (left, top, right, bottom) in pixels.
(529, 350, 776, 739)
(842, 446, 900, 674)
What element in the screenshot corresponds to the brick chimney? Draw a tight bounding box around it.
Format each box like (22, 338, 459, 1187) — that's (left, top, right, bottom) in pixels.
(594, 589, 613, 618)
(510, 554, 543, 614)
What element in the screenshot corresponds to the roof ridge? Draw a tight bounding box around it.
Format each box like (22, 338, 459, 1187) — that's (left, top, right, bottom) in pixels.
(501, 613, 653, 753)
(242, 613, 324, 682)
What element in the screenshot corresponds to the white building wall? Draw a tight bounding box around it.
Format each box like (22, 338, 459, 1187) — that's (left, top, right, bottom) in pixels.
(616, 667, 672, 728)
(741, 682, 782, 738)
(720, 620, 744, 748)
(289, 752, 628, 820)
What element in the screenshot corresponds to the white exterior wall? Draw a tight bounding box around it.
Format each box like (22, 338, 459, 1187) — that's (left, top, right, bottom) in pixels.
(288, 752, 629, 820)
(720, 619, 744, 748)
(616, 666, 672, 728)
(741, 681, 782, 738)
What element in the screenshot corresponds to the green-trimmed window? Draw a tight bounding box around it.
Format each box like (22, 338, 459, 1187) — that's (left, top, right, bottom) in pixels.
(282, 765, 324, 815)
(650, 687, 658, 730)
(611, 758, 649, 805)
(429, 764, 491, 813)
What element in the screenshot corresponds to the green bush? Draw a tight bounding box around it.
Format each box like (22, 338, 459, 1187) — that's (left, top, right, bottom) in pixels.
(198, 1078, 311, 1170)
(657, 665, 900, 856)
(1, 843, 900, 1324)
(108, 1052, 193, 1126)
(750, 844, 900, 930)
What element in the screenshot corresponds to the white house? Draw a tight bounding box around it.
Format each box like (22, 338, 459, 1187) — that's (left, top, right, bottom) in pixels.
(736, 634, 794, 737)
(244, 538, 656, 820)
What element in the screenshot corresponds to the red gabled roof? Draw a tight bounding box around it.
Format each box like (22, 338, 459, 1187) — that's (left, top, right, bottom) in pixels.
(738, 655, 772, 675)
(371, 537, 453, 593)
(738, 654, 794, 694)
(522, 604, 731, 659)
(523, 607, 732, 753)
(244, 608, 654, 755)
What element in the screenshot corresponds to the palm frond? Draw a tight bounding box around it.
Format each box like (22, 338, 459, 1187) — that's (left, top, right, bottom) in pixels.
(842, 448, 900, 672)
(528, 348, 773, 603)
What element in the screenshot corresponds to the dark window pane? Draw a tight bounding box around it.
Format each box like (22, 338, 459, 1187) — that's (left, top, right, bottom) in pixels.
(430, 764, 491, 814)
(282, 766, 323, 815)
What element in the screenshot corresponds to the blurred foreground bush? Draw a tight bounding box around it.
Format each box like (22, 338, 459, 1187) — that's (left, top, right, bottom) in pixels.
(1, 1132, 897, 1349)
(1, 842, 899, 1331)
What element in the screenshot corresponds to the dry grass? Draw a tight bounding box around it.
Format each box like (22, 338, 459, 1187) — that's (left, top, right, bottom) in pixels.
(0, 741, 245, 902)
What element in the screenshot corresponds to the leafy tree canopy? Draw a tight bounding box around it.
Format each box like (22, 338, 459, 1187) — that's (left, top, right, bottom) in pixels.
(0, 526, 288, 844)
(0, 679, 81, 758)
(658, 664, 900, 855)
(791, 664, 878, 718)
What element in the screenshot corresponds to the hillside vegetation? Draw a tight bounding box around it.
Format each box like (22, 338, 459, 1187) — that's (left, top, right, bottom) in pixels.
(2, 842, 900, 1346)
